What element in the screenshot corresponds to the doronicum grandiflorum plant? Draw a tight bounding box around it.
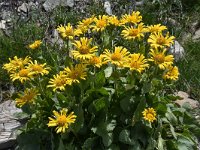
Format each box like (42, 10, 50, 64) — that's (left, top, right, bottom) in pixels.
(3, 11, 199, 149)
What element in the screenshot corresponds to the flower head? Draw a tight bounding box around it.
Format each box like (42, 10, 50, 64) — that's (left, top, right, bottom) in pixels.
(77, 17, 94, 33)
(149, 48, 174, 69)
(3, 56, 31, 73)
(71, 37, 98, 60)
(47, 108, 77, 133)
(163, 65, 179, 80)
(64, 64, 87, 84)
(15, 88, 39, 107)
(10, 68, 32, 83)
(142, 108, 157, 123)
(108, 15, 120, 26)
(57, 23, 82, 39)
(121, 23, 145, 40)
(28, 40, 42, 49)
(86, 55, 103, 68)
(145, 24, 167, 33)
(27, 60, 50, 76)
(102, 46, 130, 67)
(92, 15, 109, 32)
(126, 53, 149, 73)
(120, 11, 142, 25)
(148, 32, 175, 48)
(47, 72, 71, 92)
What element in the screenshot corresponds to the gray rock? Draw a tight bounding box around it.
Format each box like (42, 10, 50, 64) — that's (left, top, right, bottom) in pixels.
(169, 40, 185, 60)
(104, 1, 112, 15)
(0, 20, 6, 29)
(17, 3, 30, 13)
(175, 91, 199, 109)
(192, 28, 200, 40)
(0, 100, 23, 149)
(43, 0, 74, 11)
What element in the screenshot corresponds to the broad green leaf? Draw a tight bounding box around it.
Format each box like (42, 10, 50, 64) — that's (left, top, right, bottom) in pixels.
(104, 66, 113, 78)
(170, 124, 177, 139)
(119, 129, 135, 145)
(120, 94, 133, 113)
(142, 82, 151, 94)
(108, 144, 120, 150)
(82, 137, 98, 149)
(158, 133, 164, 150)
(58, 139, 65, 150)
(72, 105, 84, 132)
(95, 71, 106, 88)
(134, 98, 146, 123)
(165, 107, 178, 125)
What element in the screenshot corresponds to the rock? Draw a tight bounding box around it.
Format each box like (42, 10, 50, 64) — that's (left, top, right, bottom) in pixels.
(192, 28, 200, 40)
(169, 40, 185, 60)
(0, 100, 23, 149)
(17, 3, 30, 13)
(0, 20, 6, 29)
(43, 0, 74, 12)
(175, 91, 199, 109)
(104, 1, 112, 15)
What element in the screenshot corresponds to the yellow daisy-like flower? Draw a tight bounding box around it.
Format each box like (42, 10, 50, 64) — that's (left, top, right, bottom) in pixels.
(28, 40, 42, 49)
(77, 16, 94, 33)
(148, 32, 175, 48)
(102, 46, 130, 67)
(47, 108, 77, 133)
(71, 37, 98, 60)
(108, 15, 120, 26)
(86, 55, 103, 68)
(120, 11, 142, 25)
(126, 53, 149, 73)
(47, 72, 71, 92)
(142, 108, 157, 123)
(15, 88, 39, 107)
(64, 64, 87, 84)
(121, 23, 145, 40)
(163, 65, 179, 81)
(3, 56, 31, 73)
(57, 23, 82, 40)
(27, 60, 50, 76)
(10, 68, 32, 83)
(92, 15, 109, 32)
(145, 24, 167, 33)
(149, 48, 174, 69)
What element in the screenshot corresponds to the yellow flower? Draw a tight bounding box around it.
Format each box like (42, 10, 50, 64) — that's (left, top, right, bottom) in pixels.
(47, 108, 77, 133)
(163, 65, 179, 80)
(148, 32, 175, 48)
(142, 108, 157, 123)
(27, 60, 50, 76)
(86, 55, 103, 68)
(102, 46, 130, 67)
(121, 23, 145, 40)
(15, 88, 39, 107)
(3, 56, 31, 73)
(108, 15, 120, 26)
(120, 11, 142, 25)
(71, 37, 98, 60)
(57, 23, 82, 39)
(77, 16, 94, 33)
(47, 72, 71, 92)
(92, 15, 109, 32)
(28, 40, 42, 49)
(10, 68, 32, 83)
(64, 64, 87, 84)
(126, 53, 149, 73)
(145, 24, 167, 33)
(149, 48, 174, 69)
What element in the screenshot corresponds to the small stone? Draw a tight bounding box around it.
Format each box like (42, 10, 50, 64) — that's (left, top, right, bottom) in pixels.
(17, 3, 30, 13)
(169, 40, 185, 60)
(0, 20, 6, 29)
(192, 28, 200, 40)
(104, 1, 112, 15)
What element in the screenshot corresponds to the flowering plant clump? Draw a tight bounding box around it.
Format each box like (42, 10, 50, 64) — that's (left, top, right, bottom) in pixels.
(3, 11, 199, 149)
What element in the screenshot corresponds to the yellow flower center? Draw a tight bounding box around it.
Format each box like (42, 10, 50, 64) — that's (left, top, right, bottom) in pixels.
(57, 115, 67, 125)
(19, 69, 29, 77)
(146, 113, 154, 120)
(111, 53, 121, 61)
(90, 57, 100, 64)
(83, 20, 91, 26)
(128, 16, 137, 22)
(156, 37, 166, 45)
(129, 29, 139, 36)
(32, 64, 43, 72)
(97, 20, 106, 28)
(65, 29, 73, 36)
(154, 54, 165, 63)
(55, 78, 66, 86)
(79, 45, 89, 54)
(130, 61, 140, 69)
(69, 70, 80, 79)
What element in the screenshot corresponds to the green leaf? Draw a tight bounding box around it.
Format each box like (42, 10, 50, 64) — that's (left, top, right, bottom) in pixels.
(58, 139, 65, 150)
(120, 94, 133, 113)
(170, 124, 177, 139)
(104, 66, 113, 78)
(134, 97, 146, 123)
(158, 133, 165, 150)
(165, 106, 178, 125)
(93, 98, 109, 112)
(72, 105, 84, 132)
(142, 82, 151, 94)
(82, 137, 98, 149)
(119, 129, 135, 145)
(95, 71, 106, 88)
